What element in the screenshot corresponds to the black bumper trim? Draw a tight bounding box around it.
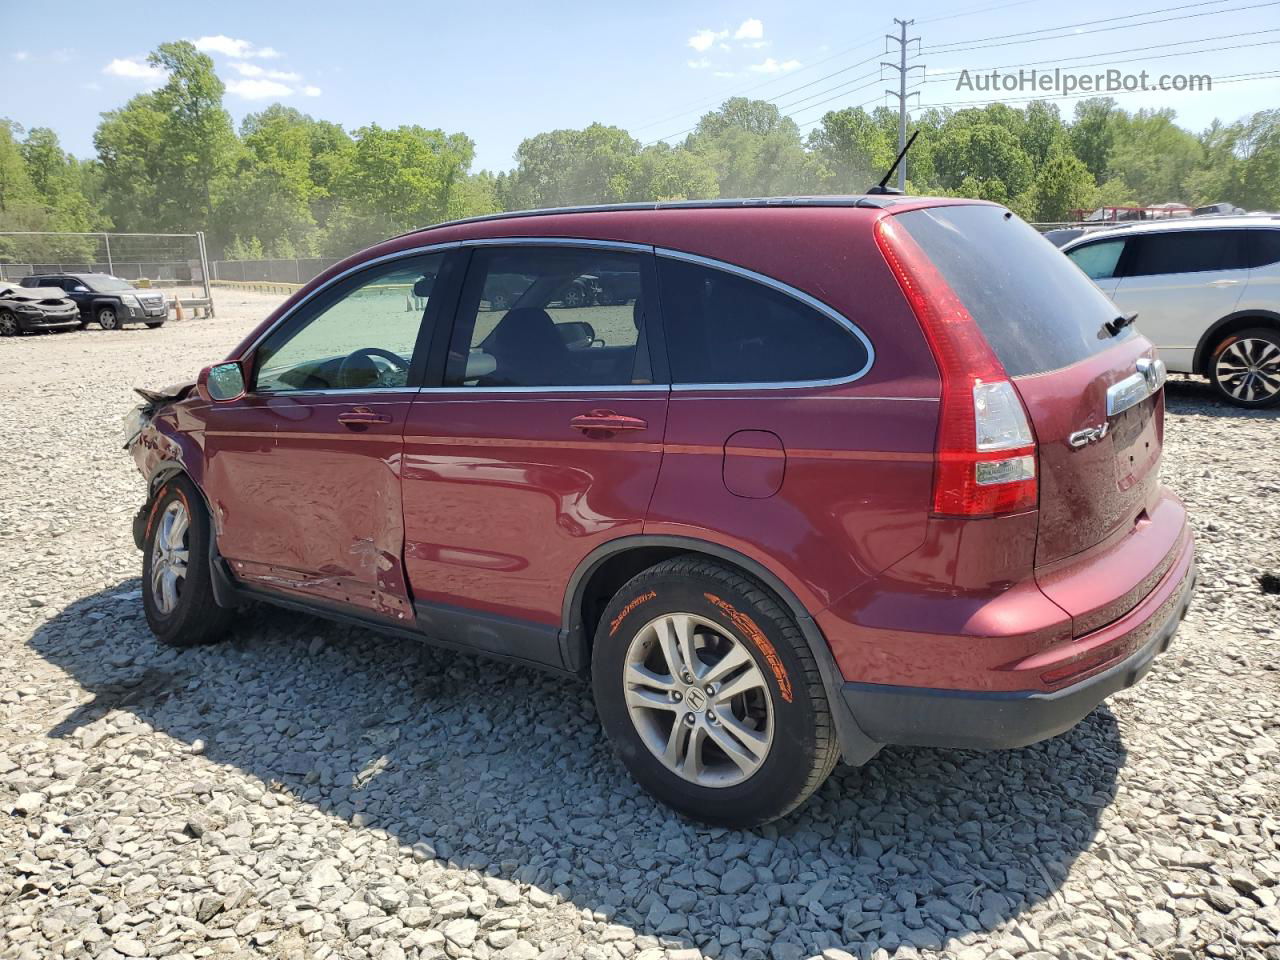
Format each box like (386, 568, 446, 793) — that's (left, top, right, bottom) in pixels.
(843, 561, 1196, 751)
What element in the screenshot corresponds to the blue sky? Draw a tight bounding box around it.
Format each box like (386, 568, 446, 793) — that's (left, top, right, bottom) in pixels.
(2, 0, 1277, 173)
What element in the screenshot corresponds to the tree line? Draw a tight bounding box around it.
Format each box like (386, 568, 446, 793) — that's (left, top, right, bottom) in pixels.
(1, 40, 1278, 263)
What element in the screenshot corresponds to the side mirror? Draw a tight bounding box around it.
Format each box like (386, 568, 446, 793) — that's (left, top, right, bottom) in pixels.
(197, 361, 246, 403)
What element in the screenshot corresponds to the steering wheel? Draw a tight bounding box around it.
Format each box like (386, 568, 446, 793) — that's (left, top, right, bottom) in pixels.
(337, 347, 410, 388)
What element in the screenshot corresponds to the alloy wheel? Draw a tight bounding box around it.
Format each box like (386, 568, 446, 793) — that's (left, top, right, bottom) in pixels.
(99, 308, 118, 330)
(150, 500, 191, 615)
(623, 612, 774, 787)
(1216, 337, 1280, 403)
(0, 311, 17, 336)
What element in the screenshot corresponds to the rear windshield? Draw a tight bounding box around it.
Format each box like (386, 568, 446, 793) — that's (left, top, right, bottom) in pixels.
(896, 204, 1133, 377)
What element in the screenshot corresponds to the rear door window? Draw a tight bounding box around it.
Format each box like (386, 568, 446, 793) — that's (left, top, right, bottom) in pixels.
(1067, 239, 1127, 280)
(655, 256, 870, 385)
(445, 246, 650, 388)
(896, 204, 1131, 377)
(1123, 230, 1250, 277)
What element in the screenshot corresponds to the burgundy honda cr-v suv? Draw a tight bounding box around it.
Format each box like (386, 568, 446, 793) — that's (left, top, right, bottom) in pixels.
(126, 196, 1196, 826)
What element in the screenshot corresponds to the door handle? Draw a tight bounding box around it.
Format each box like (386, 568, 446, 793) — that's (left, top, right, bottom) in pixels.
(569, 410, 648, 433)
(338, 407, 392, 428)
(1210, 279, 1241, 287)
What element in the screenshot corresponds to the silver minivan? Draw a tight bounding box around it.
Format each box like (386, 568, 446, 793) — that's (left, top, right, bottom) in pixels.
(1062, 217, 1280, 407)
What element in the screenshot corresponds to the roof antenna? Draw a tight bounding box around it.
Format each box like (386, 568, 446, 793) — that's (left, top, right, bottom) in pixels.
(867, 129, 918, 196)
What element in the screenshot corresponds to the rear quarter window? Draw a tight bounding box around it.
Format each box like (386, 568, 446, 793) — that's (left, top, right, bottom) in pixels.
(896, 204, 1132, 378)
(656, 256, 871, 385)
(1249, 229, 1280, 268)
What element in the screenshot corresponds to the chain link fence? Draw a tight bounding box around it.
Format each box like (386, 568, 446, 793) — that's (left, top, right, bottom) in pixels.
(211, 257, 344, 287)
(0, 231, 213, 315)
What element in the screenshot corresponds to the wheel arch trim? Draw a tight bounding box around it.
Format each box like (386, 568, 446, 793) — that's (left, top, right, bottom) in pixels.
(1193, 308, 1280, 373)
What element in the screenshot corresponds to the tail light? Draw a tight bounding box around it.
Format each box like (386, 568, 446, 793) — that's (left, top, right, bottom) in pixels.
(874, 215, 1038, 517)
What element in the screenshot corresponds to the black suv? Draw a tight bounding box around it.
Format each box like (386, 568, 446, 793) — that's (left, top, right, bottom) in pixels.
(21, 273, 167, 330)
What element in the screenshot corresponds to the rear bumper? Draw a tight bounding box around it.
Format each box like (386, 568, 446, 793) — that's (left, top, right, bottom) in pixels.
(842, 547, 1196, 750)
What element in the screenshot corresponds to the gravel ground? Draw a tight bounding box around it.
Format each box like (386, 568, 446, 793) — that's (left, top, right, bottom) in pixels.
(1, 292, 1278, 960)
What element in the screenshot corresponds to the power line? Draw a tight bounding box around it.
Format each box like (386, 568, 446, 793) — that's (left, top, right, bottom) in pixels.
(921, 29, 1280, 79)
(641, 0, 1273, 147)
(640, 51, 887, 144)
(629, 41, 883, 134)
(630, 0, 1057, 136)
(918, 0, 1048, 23)
(921, 0, 1279, 54)
(922, 0, 1236, 50)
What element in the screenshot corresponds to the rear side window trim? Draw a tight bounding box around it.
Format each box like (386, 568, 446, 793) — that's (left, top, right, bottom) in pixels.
(654, 247, 876, 391)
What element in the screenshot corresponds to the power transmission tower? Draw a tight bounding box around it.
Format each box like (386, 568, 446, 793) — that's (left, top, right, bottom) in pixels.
(882, 18, 924, 191)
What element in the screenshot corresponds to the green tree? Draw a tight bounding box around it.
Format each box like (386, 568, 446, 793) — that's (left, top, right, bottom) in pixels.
(934, 119, 1034, 201)
(325, 123, 476, 251)
(630, 143, 719, 201)
(1186, 110, 1280, 211)
(1028, 141, 1096, 221)
(1069, 98, 1121, 185)
(94, 41, 238, 238)
(1106, 108, 1202, 204)
(686, 98, 815, 197)
(807, 107, 893, 193)
(500, 124, 640, 210)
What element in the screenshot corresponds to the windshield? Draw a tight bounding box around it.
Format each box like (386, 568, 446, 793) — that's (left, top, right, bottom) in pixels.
(85, 275, 136, 293)
(895, 204, 1134, 377)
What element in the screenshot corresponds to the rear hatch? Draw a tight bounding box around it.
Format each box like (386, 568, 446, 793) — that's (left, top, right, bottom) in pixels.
(895, 204, 1172, 627)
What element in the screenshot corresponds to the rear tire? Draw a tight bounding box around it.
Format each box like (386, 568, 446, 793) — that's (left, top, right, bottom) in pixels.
(592, 556, 839, 827)
(97, 306, 120, 330)
(1208, 327, 1280, 407)
(141, 475, 234, 646)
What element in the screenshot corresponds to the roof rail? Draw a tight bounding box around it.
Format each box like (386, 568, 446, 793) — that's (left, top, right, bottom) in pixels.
(389, 195, 907, 241)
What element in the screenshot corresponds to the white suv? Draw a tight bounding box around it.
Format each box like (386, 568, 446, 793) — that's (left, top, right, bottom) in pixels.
(1061, 217, 1280, 407)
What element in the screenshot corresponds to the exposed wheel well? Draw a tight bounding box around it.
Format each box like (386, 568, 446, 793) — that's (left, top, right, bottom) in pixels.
(576, 546, 689, 653)
(1196, 312, 1280, 375)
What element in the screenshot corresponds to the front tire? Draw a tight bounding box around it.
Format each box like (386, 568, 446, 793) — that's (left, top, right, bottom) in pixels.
(592, 556, 839, 827)
(141, 476, 234, 646)
(1209, 327, 1280, 407)
(0, 310, 19, 336)
(97, 306, 120, 330)
(145, 321, 165, 329)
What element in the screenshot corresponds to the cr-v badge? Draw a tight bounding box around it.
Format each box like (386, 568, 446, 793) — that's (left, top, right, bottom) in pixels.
(1068, 422, 1110, 448)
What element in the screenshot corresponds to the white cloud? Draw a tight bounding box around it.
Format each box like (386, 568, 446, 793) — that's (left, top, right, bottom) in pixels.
(225, 77, 294, 100)
(749, 57, 801, 74)
(13, 50, 29, 62)
(302, 85, 322, 97)
(734, 18, 764, 41)
(688, 28, 727, 52)
(687, 58, 711, 69)
(103, 57, 165, 81)
(229, 61, 299, 82)
(193, 35, 281, 59)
